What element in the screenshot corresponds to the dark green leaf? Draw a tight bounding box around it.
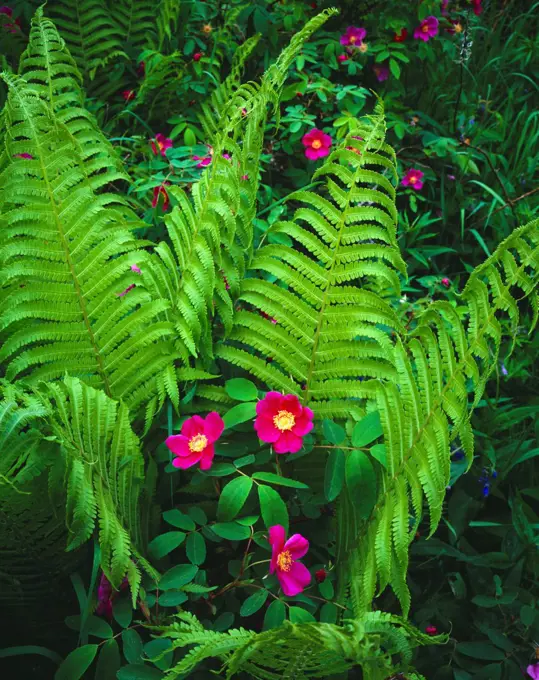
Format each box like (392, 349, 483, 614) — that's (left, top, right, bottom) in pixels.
(320, 603, 338, 623)
(94, 640, 120, 680)
(187, 507, 207, 525)
(186, 532, 206, 565)
(263, 599, 286, 630)
(144, 639, 173, 671)
(322, 419, 346, 445)
(113, 597, 133, 629)
(456, 642, 506, 660)
(223, 402, 257, 429)
(158, 591, 188, 607)
(289, 607, 316, 623)
(159, 564, 198, 590)
(324, 449, 345, 502)
(122, 629, 143, 665)
(234, 454, 256, 468)
(117, 665, 164, 680)
(201, 462, 237, 476)
(55, 644, 98, 680)
(225, 378, 258, 402)
(521, 604, 536, 626)
(352, 412, 383, 447)
(240, 589, 269, 617)
(65, 615, 112, 640)
(217, 476, 253, 521)
(252, 472, 308, 489)
(148, 531, 186, 560)
(162, 510, 195, 531)
(346, 450, 377, 519)
(212, 522, 252, 540)
(258, 484, 289, 532)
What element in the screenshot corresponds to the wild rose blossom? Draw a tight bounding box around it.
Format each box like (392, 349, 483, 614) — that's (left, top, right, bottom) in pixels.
(340, 26, 366, 47)
(152, 181, 171, 211)
(151, 133, 173, 157)
(131, 264, 142, 275)
(441, 277, 451, 288)
(425, 625, 438, 636)
(528, 666, 539, 680)
(302, 128, 332, 160)
(373, 64, 389, 82)
(166, 412, 224, 471)
(337, 54, 348, 63)
(393, 28, 408, 42)
(96, 573, 129, 619)
(472, 0, 482, 15)
(254, 392, 314, 454)
(401, 168, 425, 191)
(268, 525, 311, 596)
(13, 153, 33, 159)
(122, 90, 135, 102)
(414, 16, 439, 42)
(0, 6, 13, 16)
(193, 52, 203, 61)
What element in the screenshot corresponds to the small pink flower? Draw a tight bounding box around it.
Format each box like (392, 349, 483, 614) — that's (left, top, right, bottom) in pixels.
(152, 182, 171, 211)
(340, 26, 366, 47)
(472, 0, 482, 15)
(393, 28, 408, 42)
(165, 412, 224, 471)
(116, 284, 136, 298)
(131, 264, 142, 275)
(122, 89, 135, 102)
(373, 64, 389, 82)
(337, 54, 348, 63)
(96, 572, 129, 619)
(302, 128, 332, 161)
(241, 174, 249, 181)
(13, 153, 33, 159)
(441, 277, 451, 288)
(254, 392, 314, 454)
(401, 168, 425, 191)
(0, 6, 13, 16)
(268, 525, 311, 596)
(425, 625, 438, 636)
(151, 133, 173, 157)
(222, 153, 231, 160)
(193, 52, 203, 61)
(315, 568, 327, 583)
(414, 16, 439, 41)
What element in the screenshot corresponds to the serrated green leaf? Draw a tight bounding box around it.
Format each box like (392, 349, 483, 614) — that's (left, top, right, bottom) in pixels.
(263, 599, 286, 630)
(94, 639, 120, 680)
(117, 665, 164, 679)
(65, 616, 112, 640)
(289, 607, 316, 623)
(122, 629, 143, 665)
(112, 597, 133, 629)
(346, 449, 377, 519)
(212, 522, 252, 540)
(158, 591, 189, 607)
(322, 419, 346, 445)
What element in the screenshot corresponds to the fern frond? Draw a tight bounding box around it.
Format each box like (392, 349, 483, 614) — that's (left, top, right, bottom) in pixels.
(111, 0, 156, 49)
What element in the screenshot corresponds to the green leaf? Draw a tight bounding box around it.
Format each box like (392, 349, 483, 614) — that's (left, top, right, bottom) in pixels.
(352, 412, 383, 447)
(456, 642, 506, 660)
(212, 522, 252, 540)
(369, 444, 387, 468)
(320, 602, 338, 624)
(122, 629, 143, 665)
(144, 639, 173, 671)
(186, 532, 206, 565)
(234, 454, 256, 468)
(162, 510, 196, 531)
(117, 665, 164, 680)
(225, 378, 259, 401)
(94, 640, 120, 680)
(148, 531, 186, 560)
(258, 484, 289, 532)
(158, 591, 188, 607)
(389, 58, 401, 79)
(236, 515, 259, 526)
(324, 449, 345, 502)
(263, 599, 286, 630)
(521, 604, 536, 626)
(217, 476, 253, 521)
(252, 472, 308, 489)
(289, 607, 316, 623)
(240, 589, 269, 617)
(223, 402, 257, 429)
(159, 564, 198, 590)
(65, 615, 112, 640)
(345, 449, 377, 518)
(322, 419, 346, 445)
(55, 644, 98, 680)
(201, 462, 237, 476)
(113, 597, 133, 629)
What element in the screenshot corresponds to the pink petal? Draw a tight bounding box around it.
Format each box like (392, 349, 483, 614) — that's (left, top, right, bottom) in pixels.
(414, 180, 424, 190)
(172, 452, 203, 469)
(256, 392, 283, 417)
(339, 36, 349, 46)
(322, 134, 332, 148)
(316, 147, 330, 158)
(273, 431, 303, 454)
(280, 394, 302, 416)
(165, 434, 191, 457)
(305, 147, 320, 160)
(292, 409, 314, 436)
(278, 560, 311, 596)
(527, 665, 539, 680)
(284, 533, 309, 560)
(302, 130, 317, 145)
(199, 444, 215, 470)
(204, 411, 224, 442)
(254, 415, 281, 443)
(268, 525, 286, 573)
(182, 415, 205, 438)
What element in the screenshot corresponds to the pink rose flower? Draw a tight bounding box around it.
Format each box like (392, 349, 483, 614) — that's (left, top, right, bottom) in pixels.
(193, 52, 203, 61)
(472, 0, 482, 15)
(165, 412, 224, 471)
(425, 625, 438, 636)
(337, 54, 348, 63)
(340, 26, 366, 47)
(151, 133, 173, 157)
(401, 168, 425, 191)
(373, 64, 389, 82)
(0, 6, 13, 16)
(130, 264, 142, 274)
(302, 128, 332, 161)
(414, 16, 439, 41)
(152, 181, 171, 211)
(268, 525, 311, 596)
(528, 664, 539, 680)
(254, 392, 314, 454)
(441, 277, 451, 288)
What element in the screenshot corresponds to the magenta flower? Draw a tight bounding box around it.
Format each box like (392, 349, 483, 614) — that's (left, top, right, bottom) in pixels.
(116, 284, 136, 298)
(528, 665, 539, 680)
(152, 182, 170, 211)
(425, 625, 438, 636)
(122, 89, 135, 102)
(441, 277, 451, 288)
(337, 54, 348, 63)
(130, 264, 142, 275)
(340, 26, 366, 47)
(441, 0, 450, 15)
(373, 64, 389, 82)
(151, 133, 173, 157)
(472, 0, 482, 15)
(302, 128, 332, 160)
(13, 153, 33, 159)
(414, 16, 439, 41)
(401, 168, 425, 191)
(96, 572, 129, 619)
(193, 147, 213, 168)
(268, 525, 311, 596)
(254, 392, 314, 454)
(0, 6, 13, 16)
(165, 412, 224, 471)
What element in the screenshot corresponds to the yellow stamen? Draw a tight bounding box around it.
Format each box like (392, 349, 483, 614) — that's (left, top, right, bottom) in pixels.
(189, 434, 208, 452)
(454, 23, 463, 33)
(349, 35, 357, 44)
(311, 139, 322, 150)
(358, 42, 368, 53)
(277, 550, 293, 572)
(422, 24, 430, 32)
(409, 175, 417, 184)
(273, 410, 296, 431)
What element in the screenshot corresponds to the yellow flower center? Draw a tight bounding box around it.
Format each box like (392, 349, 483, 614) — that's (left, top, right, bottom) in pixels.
(454, 23, 463, 33)
(311, 139, 322, 150)
(277, 550, 293, 572)
(422, 24, 430, 33)
(359, 42, 368, 53)
(189, 434, 208, 452)
(203, 24, 212, 34)
(409, 175, 417, 184)
(273, 410, 296, 431)
(349, 35, 357, 44)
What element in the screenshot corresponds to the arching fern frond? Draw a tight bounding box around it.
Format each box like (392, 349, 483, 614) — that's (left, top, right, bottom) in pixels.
(111, 0, 156, 50)
(0, 75, 176, 412)
(347, 219, 539, 616)
(218, 100, 406, 419)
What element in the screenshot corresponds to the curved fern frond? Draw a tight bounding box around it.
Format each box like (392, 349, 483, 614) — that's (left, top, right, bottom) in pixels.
(154, 0, 182, 51)
(349, 219, 539, 616)
(111, 0, 156, 49)
(218, 100, 406, 418)
(0, 75, 176, 412)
